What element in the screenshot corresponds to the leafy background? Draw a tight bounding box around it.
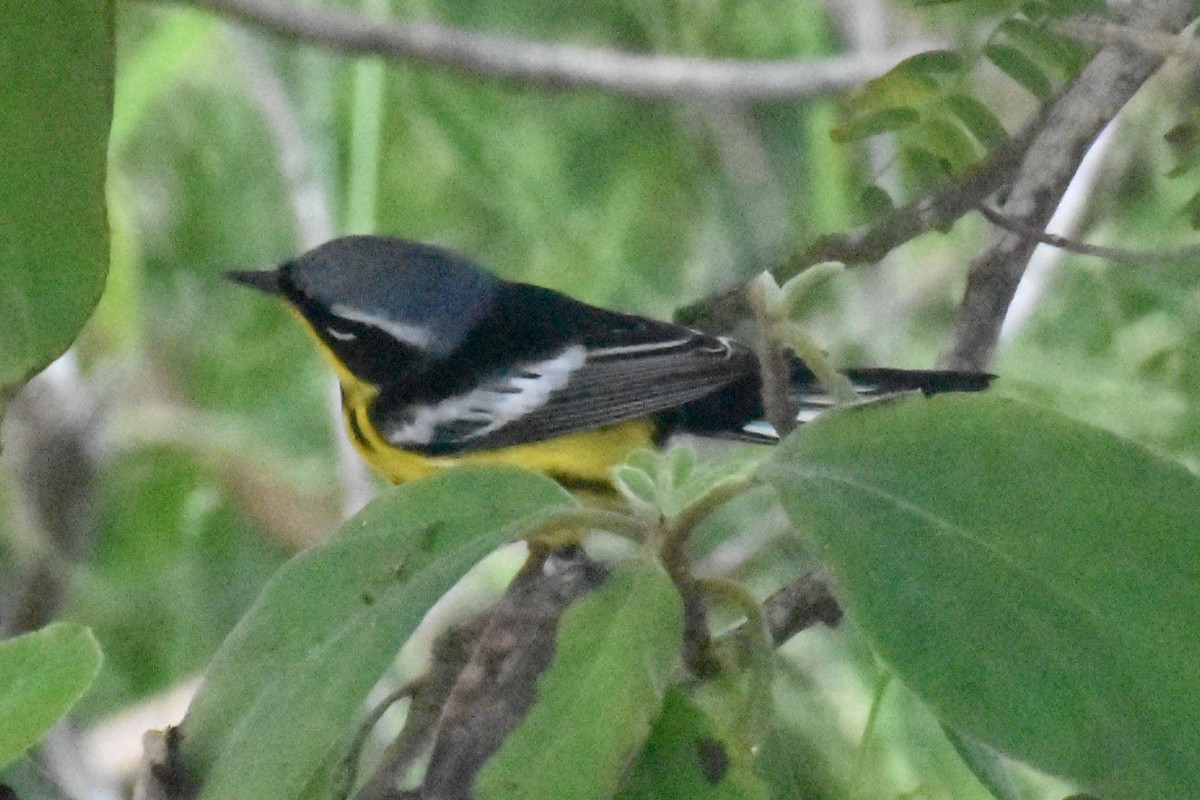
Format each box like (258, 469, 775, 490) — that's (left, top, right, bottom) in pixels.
(2, 0, 1199, 798)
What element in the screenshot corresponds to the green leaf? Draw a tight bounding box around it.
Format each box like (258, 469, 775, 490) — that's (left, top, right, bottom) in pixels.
(984, 43, 1053, 99)
(0, 0, 112, 394)
(1019, 0, 1050, 22)
(618, 688, 770, 800)
(1183, 190, 1200, 230)
(998, 18, 1090, 78)
(0, 623, 103, 769)
(946, 94, 1009, 149)
(613, 463, 660, 509)
(943, 726, 1022, 800)
(831, 107, 921, 143)
(912, 117, 981, 172)
(667, 444, 698, 491)
(1164, 120, 1199, 179)
(898, 49, 966, 75)
(180, 467, 574, 800)
(475, 559, 684, 800)
(900, 145, 952, 189)
(762, 395, 1200, 799)
(860, 184, 896, 217)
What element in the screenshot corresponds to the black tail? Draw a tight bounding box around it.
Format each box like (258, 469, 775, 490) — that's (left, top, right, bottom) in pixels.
(674, 366, 994, 443)
(837, 367, 995, 398)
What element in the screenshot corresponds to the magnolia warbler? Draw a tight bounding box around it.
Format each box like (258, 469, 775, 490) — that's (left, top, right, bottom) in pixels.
(229, 236, 992, 490)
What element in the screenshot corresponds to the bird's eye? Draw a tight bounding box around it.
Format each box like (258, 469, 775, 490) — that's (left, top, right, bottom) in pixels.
(309, 309, 422, 385)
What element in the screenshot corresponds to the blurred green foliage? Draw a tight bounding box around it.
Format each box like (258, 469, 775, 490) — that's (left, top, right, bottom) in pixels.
(3, 0, 1200, 798)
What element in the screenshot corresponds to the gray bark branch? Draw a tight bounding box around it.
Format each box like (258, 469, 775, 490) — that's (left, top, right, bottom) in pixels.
(941, 0, 1198, 371)
(165, 0, 936, 101)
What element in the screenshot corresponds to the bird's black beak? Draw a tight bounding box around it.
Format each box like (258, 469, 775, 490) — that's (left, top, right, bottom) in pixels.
(226, 268, 283, 296)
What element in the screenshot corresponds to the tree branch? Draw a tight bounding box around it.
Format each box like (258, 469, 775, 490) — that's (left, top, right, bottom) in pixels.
(0, 354, 103, 638)
(162, 0, 937, 101)
(792, 118, 1044, 274)
(977, 204, 1200, 265)
(413, 549, 609, 800)
(762, 571, 842, 646)
(941, 0, 1198, 371)
(675, 117, 1045, 333)
(360, 554, 841, 800)
(350, 618, 489, 800)
(1053, 16, 1200, 60)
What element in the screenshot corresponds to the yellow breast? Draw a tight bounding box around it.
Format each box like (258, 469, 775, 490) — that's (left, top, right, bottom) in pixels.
(297, 311, 657, 484)
(343, 395, 655, 485)
(302, 318, 654, 486)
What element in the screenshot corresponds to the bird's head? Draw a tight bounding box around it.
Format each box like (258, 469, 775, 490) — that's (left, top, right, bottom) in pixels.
(228, 236, 500, 387)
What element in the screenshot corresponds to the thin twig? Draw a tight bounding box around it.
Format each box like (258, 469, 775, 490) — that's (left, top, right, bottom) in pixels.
(1053, 17, 1200, 60)
(337, 683, 417, 800)
(163, 0, 938, 101)
(711, 570, 842, 650)
(978, 204, 1200, 265)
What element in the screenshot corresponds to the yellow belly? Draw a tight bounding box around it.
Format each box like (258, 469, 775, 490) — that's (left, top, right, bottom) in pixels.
(301, 320, 651, 486)
(343, 398, 656, 485)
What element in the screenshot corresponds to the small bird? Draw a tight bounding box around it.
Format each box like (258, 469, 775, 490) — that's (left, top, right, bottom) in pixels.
(229, 236, 992, 491)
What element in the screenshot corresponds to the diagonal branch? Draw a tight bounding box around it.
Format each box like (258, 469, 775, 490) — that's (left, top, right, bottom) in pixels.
(1053, 16, 1200, 60)
(790, 117, 1045, 274)
(161, 0, 937, 101)
(675, 117, 1046, 333)
(941, 0, 1198, 371)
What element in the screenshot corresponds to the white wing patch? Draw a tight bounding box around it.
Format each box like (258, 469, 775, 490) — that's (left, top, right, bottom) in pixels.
(387, 346, 588, 446)
(740, 420, 778, 440)
(741, 403, 832, 440)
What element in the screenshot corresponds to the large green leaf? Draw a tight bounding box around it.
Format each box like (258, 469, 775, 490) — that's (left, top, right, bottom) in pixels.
(618, 688, 770, 800)
(0, 622, 103, 769)
(475, 559, 683, 800)
(0, 0, 112, 393)
(762, 395, 1200, 799)
(180, 467, 573, 800)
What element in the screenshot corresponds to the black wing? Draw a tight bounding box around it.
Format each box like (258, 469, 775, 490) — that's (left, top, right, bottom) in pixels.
(371, 286, 758, 455)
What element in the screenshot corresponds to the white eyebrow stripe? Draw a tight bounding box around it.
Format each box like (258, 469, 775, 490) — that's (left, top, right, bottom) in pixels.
(325, 326, 357, 341)
(387, 346, 588, 446)
(329, 303, 433, 349)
